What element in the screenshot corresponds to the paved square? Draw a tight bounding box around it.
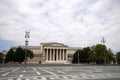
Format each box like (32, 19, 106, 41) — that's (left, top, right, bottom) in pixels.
(0, 65, 120, 80)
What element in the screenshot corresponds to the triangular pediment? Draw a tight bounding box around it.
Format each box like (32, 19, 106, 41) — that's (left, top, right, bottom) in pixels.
(41, 42, 68, 47)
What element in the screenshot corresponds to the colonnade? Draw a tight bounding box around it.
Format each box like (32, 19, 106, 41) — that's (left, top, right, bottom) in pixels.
(44, 48, 67, 62)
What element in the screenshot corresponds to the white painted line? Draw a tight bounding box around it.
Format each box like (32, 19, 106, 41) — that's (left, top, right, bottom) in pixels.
(39, 67, 57, 75)
(33, 68, 36, 71)
(37, 71, 41, 75)
(57, 71, 65, 74)
(19, 75, 23, 77)
(50, 77, 55, 79)
(41, 77, 47, 80)
(71, 76, 78, 78)
(12, 68, 20, 72)
(62, 76, 74, 80)
(23, 70, 26, 73)
(33, 67, 41, 75)
(8, 79, 13, 80)
(0, 68, 14, 73)
(2, 72, 9, 76)
(63, 76, 69, 79)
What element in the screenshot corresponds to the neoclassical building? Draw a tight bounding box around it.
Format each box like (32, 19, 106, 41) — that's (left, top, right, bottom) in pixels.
(12, 42, 81, 64)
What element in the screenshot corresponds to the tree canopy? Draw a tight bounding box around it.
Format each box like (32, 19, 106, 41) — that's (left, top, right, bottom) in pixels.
(72, 47, 91, 64)
(72, 44, 115, 64)
(5, 47, 34, 64)
(116, 52, 120, 64)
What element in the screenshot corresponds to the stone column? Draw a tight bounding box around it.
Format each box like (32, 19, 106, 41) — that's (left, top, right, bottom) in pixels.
(64, 51, 66, 61)
(49, 49, 51, 61)
(56, 49, 58, 61)
(61, 49, 63, 61)
(46, 49, 48, 61)
(63, 49, 64, 61)
(60, 49, 61, 61)
(48, 49, 50, 61)
(53, 49, 55, 61)
(58, 49, 59, 61)
(43, 49, 46, 60)
(51, 49, 53, 61)
(65, 49, 67, 61)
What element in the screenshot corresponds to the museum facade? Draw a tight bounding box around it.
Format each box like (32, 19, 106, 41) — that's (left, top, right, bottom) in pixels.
(12, 42, 81, 64)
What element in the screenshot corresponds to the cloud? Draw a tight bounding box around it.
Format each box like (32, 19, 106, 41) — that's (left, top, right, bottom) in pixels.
(0, 0, 120, 52)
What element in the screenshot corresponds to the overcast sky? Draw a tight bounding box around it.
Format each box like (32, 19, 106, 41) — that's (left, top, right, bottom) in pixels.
(0, 0, 120, 53)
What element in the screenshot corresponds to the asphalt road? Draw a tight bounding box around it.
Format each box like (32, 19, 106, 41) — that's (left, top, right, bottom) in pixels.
(0, 64, 120, 80)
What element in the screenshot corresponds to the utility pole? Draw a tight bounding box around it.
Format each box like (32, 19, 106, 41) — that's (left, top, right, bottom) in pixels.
(2, 50, 7, 64)
(25, 31, 30, 68)
(101, 37, 106, 65)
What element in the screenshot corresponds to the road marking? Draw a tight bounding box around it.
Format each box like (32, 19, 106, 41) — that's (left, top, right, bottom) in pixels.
(19, 74, 23, 77)
(57, 71, 65, 74)
(23, 70, 26, 73)
(71, 75, 78, 78)
(39, 67, 57, 75)
(33, 67, 37, 71)
(12, 68, 20, 72)
(41, 77, 47, 80)
(50, 77, 55, 79)
(62, 76, 74, 80)
(33, 67, 41, 75)
(0, 68, 14, 73)
(37, 71, 41, 75)
(1, 72, 9, 76)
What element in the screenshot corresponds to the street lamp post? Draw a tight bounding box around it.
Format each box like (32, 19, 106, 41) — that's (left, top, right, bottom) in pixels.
(2, 50, 7, 64)
(101, 37, 106, 65)
(25, 31, 30, 68)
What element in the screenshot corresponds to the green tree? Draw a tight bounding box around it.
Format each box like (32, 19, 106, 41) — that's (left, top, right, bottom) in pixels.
(72, 50, 82, 64)
(5, 48, 15, 63)
(92, 44, 107, 64)
(116, 52, 120, 64)
(106, 49, 115, 64)
(87, 50, 96, 64)
(0, 52, 3, 63)
(82, 47, 91, 63)
(24, 49, 34, 59)
(72, 47, 92, 64)
(15, 47, 25, 64)
(5, 47, 34, 64)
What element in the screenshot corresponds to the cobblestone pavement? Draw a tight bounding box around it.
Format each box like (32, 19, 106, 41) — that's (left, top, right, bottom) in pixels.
(0, 65, 120, 80)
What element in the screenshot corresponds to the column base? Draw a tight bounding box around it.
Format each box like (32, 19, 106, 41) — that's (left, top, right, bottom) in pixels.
(42, 61, 70, 64)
